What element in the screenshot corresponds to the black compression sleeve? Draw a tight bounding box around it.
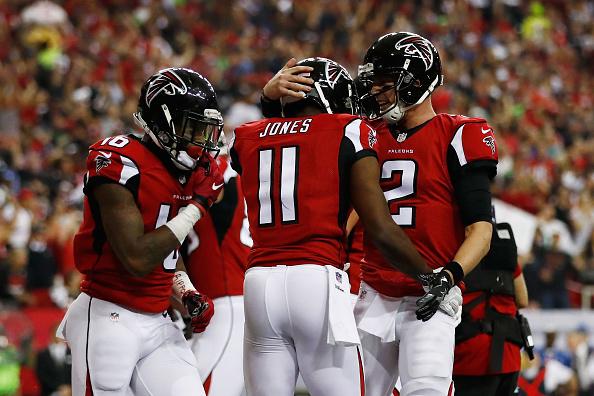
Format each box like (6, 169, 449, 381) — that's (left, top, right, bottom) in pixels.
(453, 167, 493, 226)
(260, 93, 283, 118)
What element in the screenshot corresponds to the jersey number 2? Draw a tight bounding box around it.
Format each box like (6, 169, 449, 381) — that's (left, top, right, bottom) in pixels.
(382, 160, 417, 227)
(257, 147, 299, 226)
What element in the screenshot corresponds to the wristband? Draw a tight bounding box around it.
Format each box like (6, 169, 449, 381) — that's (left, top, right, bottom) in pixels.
(444, 261, 465, 285)
(172, 271, 196, 299)
(164, 204, 202, 244)
(261, 92, 277, 103)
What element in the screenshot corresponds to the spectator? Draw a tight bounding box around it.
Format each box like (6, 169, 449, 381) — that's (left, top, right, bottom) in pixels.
(35, 326, 71, 396)
(0, 327, 19, 396)
(566, 324, 594, 396)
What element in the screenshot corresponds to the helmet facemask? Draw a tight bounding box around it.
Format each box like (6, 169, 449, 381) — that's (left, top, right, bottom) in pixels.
(358, 64, 418, 124)
(134, 106, 223, 170)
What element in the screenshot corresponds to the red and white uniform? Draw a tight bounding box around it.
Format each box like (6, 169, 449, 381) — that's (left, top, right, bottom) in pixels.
(231, 114, 377, 396)
(355, 114, 498, 396)
(184, 157, 250, 396)
(74, 135, 195, 313)
(58, 135, 204, 396)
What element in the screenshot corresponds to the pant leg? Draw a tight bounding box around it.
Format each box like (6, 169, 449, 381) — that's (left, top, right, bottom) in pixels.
(132, 323, 204, 396)
(453, 375, 499, 396)
(353, 283, 401, 396)
(62, 293, 141, 395)
(359, 331, 399, 396)
(194, 296, 245, 396)
(243, 267, 298, 396)
(497, 372, 520, 396)
(397, 299, 456, 396)
(285, 265, 362, 396)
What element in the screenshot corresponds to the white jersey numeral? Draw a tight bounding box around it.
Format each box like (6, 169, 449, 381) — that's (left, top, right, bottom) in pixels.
(101, 135, 130, 148)
(381, 159, 417, 227)
(257, 146, 299, 226)
(156, 204, 178, 271)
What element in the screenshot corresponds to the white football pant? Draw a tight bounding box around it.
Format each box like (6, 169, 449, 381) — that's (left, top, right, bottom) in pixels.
(243, 265, 363, 396)
(57, 292, 205, 395)
(355, 282, 456, 396)
(192, 295, 246, 396)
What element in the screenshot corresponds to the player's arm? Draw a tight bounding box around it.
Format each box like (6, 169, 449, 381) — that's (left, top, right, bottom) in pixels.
(345, 210, 360, 237)
(350, 156, 431, 276)
(446, 164, 495, 283)
(171, 257, 214, 333)
(260, 58, 313, 117)
(94, 183, 183, 277)
(441, 122, 499, 284)
(514, 272, 529, 308)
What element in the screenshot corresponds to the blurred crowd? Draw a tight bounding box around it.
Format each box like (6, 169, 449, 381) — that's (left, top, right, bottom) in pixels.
(0, 0, 593, 394)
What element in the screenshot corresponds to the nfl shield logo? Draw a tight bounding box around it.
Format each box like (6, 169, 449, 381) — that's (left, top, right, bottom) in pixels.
(335, 272, 343, 283)
(110, 312, 120, 322)
(397, 132, 407, 143)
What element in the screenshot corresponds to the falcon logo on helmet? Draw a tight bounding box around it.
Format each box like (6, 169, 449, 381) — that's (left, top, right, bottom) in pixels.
(326, 62, 350, 89)
(145, 69, 188, 107)
(395, 34, 434, 71)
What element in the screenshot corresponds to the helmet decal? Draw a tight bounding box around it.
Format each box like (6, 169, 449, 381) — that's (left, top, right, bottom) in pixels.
(395, 34, 434, 71)
(326, 62, 350, 89)
(145, 69, 188, 107)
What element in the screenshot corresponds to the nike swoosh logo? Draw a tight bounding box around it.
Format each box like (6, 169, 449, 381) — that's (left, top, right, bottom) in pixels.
(212, 182, 224, 190)
(481, 127, 492, 134)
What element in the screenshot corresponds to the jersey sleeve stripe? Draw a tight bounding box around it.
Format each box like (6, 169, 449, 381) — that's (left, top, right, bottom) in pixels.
(119, 155, 139, 184)
(344, 119, 364, 152)
(450, 124, 467, 166)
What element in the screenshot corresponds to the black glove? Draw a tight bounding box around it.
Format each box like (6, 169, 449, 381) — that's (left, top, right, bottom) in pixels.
(415, 271, 454, 322)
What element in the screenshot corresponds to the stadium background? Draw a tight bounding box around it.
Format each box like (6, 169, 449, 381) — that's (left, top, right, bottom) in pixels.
(0, 0, 592, 394)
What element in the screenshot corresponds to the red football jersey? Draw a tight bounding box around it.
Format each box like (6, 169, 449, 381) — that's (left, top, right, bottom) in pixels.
(184, 157, 250, 299)
(363, 114, 498, 297)
(74, 135, 195, 313)
(231, 114, 378, 269)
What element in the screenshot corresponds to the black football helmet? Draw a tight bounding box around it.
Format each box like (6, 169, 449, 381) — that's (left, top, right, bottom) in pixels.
(281, 57, 358, 116)
(358, 32, 443, 123)
(133, 67, 223, 170)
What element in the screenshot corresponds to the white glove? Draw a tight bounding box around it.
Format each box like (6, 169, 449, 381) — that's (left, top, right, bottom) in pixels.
(438, 285, 462, 321)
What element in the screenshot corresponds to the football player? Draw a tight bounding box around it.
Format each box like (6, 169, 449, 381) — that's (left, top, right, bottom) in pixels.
(354, 32, 497, 396)
(57, 68, 224, 395)
(261, 32, 496, 396)
(231, 57, 434, 396)
(183, 154, 250, 396)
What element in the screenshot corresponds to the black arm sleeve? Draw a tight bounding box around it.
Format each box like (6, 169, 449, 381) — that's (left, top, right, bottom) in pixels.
(260, 94, 283, 118)
(447, 147, 494, 226)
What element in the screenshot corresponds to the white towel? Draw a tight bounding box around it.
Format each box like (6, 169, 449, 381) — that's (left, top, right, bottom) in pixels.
(326, 265, 360, 346)
(355, 282, 401, 343)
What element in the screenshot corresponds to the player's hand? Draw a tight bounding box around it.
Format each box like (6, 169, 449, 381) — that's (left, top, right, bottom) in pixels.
(438, 285, 462, 319)
(182, 290, 214, 333)
(415, 270, 454, 321)
(191, 152, 224, 212)
(262, 58, 314, 101)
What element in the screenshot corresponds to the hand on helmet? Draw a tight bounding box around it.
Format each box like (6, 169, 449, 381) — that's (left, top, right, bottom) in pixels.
(190, 152, 224, 213)
(262, 58, 314, 101)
